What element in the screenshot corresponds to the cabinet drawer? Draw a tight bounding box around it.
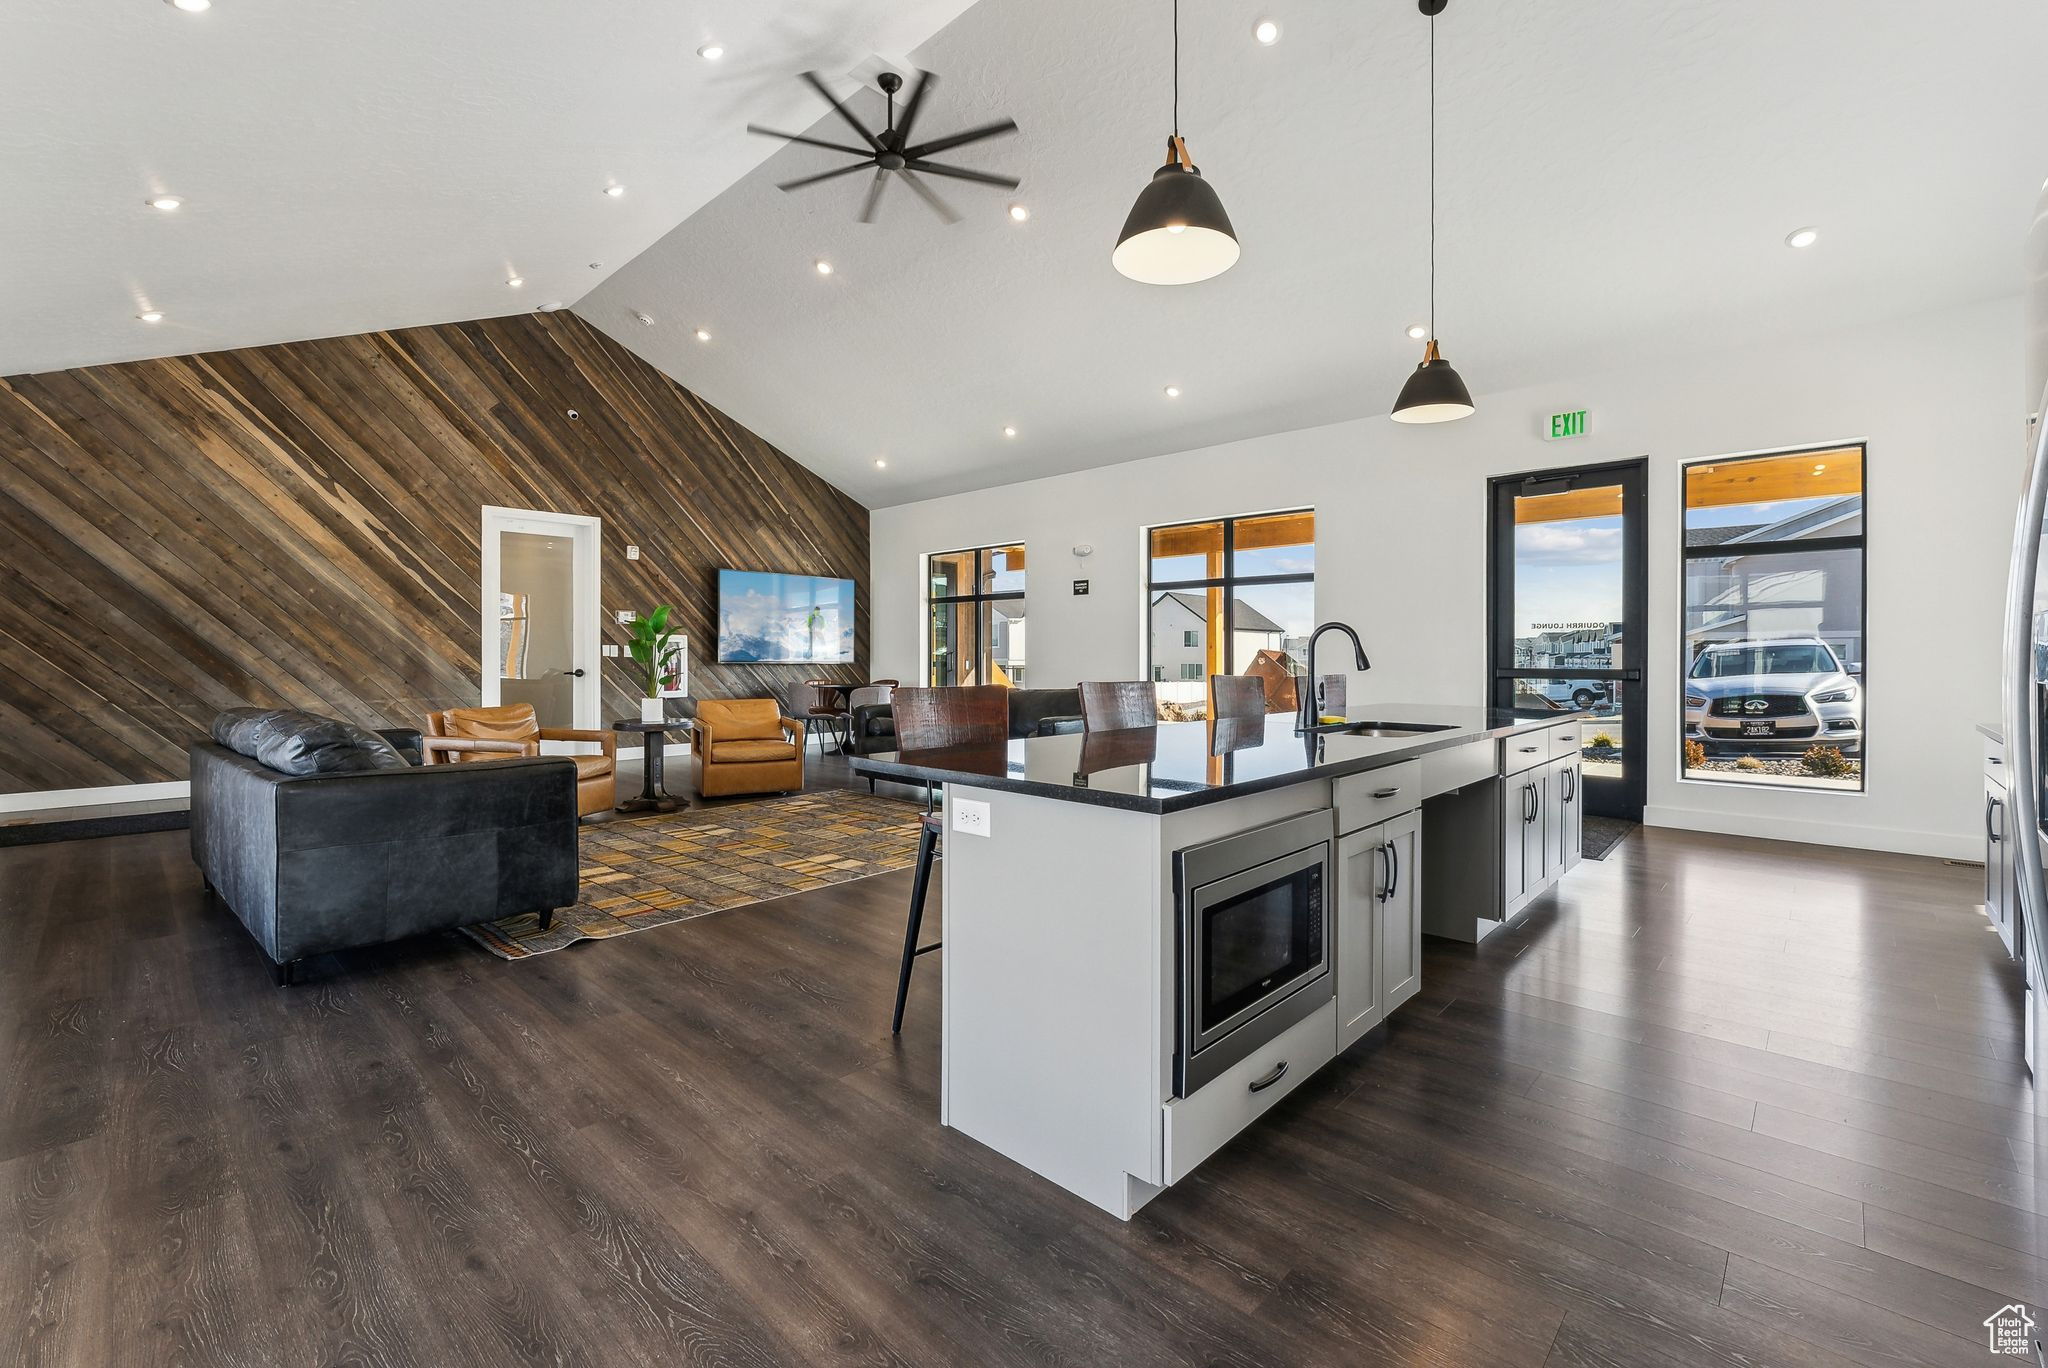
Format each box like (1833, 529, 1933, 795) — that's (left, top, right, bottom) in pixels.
(1502, 732, 1551, 776)
(1421, 739, 1496, 797)
(1551, 722, 1582, 759)
(1335, 760, 1422, 833)
(1163, 999, 1335, 1184)
(1986, 736, 2010, 787)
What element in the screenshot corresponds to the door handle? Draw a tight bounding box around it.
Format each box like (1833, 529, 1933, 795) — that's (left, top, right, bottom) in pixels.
(1248, 1061, 1290, 1093)
(1377, 842, 1392, 901)
(568, 668, 587, 678)
(1989, 795, 2003, 844)
(1387, 840, 1400, 901)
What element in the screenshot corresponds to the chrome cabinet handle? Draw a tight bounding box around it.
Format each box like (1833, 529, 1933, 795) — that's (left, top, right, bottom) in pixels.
(1387, 840, 1400, 900)
(1518, 745, 1540, 754)
(1989, 795, 2004, 844)
(1377, 843, 1392, 901)
(1248, 1061, 1290, 1093)
(1372, 786, 1401, 799)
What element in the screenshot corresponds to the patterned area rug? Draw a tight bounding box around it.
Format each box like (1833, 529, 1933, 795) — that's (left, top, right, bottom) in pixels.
(458, 789, 926, 959)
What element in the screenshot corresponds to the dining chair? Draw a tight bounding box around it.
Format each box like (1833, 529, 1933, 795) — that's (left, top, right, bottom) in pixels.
(1078, 680, 1158, 731)
(889, 684, 1009, 1034)
(800, 679, 851, 753)
(1209, 674, 1268, 722)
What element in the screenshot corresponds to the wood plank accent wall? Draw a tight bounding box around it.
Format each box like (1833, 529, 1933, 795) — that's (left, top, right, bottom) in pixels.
(0, 311, 869, 795)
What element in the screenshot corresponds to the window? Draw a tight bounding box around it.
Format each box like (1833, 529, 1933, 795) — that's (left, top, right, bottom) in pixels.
(1681, 446, 1864, 791)
(1146, 510, 1315, 720)
(926, 544, 1025, 686)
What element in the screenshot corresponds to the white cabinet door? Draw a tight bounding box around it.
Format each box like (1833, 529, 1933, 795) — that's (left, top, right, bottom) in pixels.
(1335, 826, 1385, 1050)
(1500, 776, 1528, 911)
(1541, 757, 1566, 876)
(1988, 776, 2014, 956)
(1558, 758, 1584, 874)
(1379, 809, 1423, 1014)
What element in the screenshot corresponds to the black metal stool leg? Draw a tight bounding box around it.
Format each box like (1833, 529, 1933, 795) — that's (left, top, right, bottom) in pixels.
(892, 821, 942, 1034)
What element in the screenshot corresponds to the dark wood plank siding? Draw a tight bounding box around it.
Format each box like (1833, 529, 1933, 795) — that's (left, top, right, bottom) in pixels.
(0, 311, 869, 794)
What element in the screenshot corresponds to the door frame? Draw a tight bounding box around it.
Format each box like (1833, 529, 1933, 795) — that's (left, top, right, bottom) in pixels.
(1486, 458, 1648, 822)
(480, 506, 603, 731)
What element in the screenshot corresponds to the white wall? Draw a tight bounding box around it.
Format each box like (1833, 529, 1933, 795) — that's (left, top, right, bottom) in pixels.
(871, 295, 2026, 860)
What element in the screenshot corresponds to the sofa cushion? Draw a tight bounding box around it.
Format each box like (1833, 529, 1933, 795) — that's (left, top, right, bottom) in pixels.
(698, 698, 783, 741)
(209, 708, 409, 777)
(712, 739, 799, 764)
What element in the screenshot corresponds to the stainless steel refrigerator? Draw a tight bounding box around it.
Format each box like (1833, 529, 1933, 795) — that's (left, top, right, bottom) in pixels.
(1999, 182, 2048, 1075)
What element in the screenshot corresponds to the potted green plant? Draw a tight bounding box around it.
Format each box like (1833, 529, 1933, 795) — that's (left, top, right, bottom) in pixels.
(626, 606, 681, 724)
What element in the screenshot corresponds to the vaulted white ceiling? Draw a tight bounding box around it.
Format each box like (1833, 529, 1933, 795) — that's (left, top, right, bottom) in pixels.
(0, 0, 975, 376)
(579, 0, 2048, 508)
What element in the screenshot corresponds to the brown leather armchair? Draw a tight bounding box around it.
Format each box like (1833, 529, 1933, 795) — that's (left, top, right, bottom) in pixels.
(422, 703, 618, 819)
(688, 699, 805, 798)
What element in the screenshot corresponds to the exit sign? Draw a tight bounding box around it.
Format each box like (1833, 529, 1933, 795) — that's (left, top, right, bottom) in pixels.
(1546, 409, 1590, 440)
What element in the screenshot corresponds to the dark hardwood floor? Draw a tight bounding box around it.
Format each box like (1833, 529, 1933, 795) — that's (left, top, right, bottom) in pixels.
(1, 784, 2038, 1366)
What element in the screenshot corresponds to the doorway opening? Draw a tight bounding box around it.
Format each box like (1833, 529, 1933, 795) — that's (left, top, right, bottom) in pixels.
(480, 507, 603, 733)
(1488, 459, 1648, 822)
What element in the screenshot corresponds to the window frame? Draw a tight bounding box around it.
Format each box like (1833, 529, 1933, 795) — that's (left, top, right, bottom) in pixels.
(1144, 509, 1316, 685)
(1677, 442, 1868, 795)
(924, 543, 1026, 687)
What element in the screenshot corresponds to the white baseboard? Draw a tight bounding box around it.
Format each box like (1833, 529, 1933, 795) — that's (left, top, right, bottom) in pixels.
(1642, 803, 1977, 862)
(0, 780, 191, 816)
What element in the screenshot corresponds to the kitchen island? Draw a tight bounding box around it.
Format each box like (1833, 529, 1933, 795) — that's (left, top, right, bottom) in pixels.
(851, 705, 1583, 1218)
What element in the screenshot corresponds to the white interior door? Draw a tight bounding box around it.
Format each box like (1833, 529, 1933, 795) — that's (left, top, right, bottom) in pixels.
(480, 507, 601, 731)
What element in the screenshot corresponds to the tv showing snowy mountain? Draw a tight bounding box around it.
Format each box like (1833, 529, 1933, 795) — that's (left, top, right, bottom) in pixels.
(716, 570, 856, 664)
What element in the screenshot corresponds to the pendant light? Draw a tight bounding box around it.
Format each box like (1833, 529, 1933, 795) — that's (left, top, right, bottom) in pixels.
(1392, 0, 1475, 423)
(1112, 0, 1240, 285)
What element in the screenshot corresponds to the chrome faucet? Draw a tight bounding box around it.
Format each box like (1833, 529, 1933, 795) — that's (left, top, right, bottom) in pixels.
(1297, 621, 1371, 733)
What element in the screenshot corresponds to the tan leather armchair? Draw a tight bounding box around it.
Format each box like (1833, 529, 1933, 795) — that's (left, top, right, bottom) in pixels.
(422, 703, 618, 819)
(688, 699, 805, 798)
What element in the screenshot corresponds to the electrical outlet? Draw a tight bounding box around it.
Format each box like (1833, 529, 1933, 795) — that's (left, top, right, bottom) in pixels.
(601, 643, 620, 658)
(625, 544, 640, 560)
(617, 609, 637, 624)
(951, 797, 991, 839)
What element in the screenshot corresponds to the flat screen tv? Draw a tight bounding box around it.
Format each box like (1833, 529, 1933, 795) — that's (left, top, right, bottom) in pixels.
(716, 569, 856, 664)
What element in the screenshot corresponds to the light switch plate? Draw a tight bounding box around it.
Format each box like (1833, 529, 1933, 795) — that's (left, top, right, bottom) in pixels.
(624, 544, 640, 560)
(951, 797, 991, 839)
(601, 643, 620, 657)
(617, 609, 637, 623)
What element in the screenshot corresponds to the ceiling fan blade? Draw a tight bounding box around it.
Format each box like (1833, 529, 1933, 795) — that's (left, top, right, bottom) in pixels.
(908, 160, 1021, 190)
(857, 168, 890, 224)
(801, 70, 885, 152)
(898, 169, 961, 225)
(745, 124, 872, 156)
(777, 161, 871, 192)
(903, 118, 1018, 160)
(896, 69, 936, 143)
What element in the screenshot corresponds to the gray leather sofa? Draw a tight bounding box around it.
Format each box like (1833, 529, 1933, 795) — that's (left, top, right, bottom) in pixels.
(190, 709, 580, 984)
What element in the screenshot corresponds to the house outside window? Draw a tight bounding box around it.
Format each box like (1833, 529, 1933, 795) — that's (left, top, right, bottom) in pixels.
(1681, 446, 1865, 791)
(926, 544, 1026, 687)
(1146, 511, 1315, 720)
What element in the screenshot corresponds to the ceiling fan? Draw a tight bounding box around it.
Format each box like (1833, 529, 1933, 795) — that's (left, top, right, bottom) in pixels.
(747, 70, 1019, 225)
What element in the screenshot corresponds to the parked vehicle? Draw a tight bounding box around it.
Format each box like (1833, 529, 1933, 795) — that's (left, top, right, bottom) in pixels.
(1683, 638, 1862, 755)
(1533, 678, 1612, 709)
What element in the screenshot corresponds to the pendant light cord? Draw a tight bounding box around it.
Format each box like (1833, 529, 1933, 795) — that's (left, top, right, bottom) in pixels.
(1172, 0, 1180, 137)
(1428, 10, 1437, 339)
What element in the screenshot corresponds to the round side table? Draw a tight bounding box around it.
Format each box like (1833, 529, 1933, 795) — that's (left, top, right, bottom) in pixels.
(612, 719, 685, 813)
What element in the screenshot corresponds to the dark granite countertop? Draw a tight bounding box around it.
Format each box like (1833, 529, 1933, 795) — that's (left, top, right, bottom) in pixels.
(848, 705, 1579, 814)
(1978, 721, 2005, 745)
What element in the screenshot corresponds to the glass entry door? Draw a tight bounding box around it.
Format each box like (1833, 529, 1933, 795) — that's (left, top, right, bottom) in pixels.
(1489, 460, 1648, 821)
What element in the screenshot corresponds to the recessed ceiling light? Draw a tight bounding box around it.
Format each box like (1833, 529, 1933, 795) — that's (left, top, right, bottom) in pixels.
(697, 42, 725, 61)
(694, 328, 711, 342)
(146, 196, 182, 211)
(1003, 425, 1018, 438)
(137, 311, 164, 323)
(815, 259, 834, 276)
(1406, 324, 1428, 340)
(874, 458, 888, 468)
(1785, 226, 1819, 249)
(506, 275, 524, 287)
(1164, 385, 1182, 398)
(1254, 19, 1281, 44)
(604, 184, 625, 198)
(1007, 203, 1030, 222)
(166, 0, 210, 11)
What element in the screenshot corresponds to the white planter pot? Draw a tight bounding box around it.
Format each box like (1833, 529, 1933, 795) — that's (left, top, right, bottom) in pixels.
(640, 697, 665, 724)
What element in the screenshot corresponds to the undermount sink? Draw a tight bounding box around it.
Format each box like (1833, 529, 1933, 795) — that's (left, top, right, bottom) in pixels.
(1317, 720, 1459, 738)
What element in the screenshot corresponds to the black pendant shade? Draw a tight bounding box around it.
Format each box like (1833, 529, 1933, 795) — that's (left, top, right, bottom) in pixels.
(1113, 138, 1240, 285)
(1390, 340, 1475, 424)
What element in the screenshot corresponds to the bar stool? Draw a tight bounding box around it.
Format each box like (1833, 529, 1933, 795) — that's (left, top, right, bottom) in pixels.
(1209, 673, 1268, 721)
(889, 684, 1008, 1034)
(1078, 680, 1159, 731)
